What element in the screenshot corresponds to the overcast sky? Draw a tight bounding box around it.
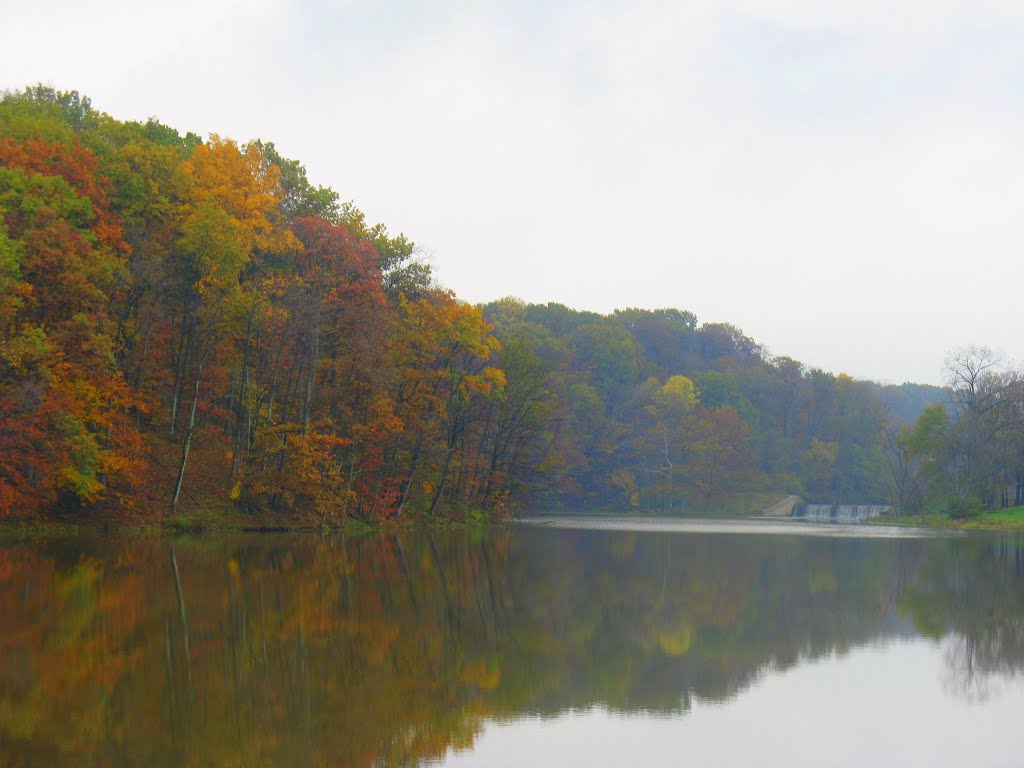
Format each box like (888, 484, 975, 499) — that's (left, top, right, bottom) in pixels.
(4, 0, 1024, 384)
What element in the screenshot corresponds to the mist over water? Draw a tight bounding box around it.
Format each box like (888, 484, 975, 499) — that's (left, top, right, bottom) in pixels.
(518, 515, 954, 538)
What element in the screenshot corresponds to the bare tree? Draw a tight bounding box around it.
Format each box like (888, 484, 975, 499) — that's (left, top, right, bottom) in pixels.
(944, 345, 1003, 415)
(943, 345, 1024, 508)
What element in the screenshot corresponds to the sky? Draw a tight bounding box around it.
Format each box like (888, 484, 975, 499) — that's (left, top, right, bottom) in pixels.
(4, 0, 1024, 384)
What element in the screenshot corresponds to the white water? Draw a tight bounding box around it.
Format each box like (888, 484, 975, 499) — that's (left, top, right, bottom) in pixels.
(795, 504, 891, 521)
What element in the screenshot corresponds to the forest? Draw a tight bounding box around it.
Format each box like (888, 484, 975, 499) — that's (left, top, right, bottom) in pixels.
(0, 85, 1018, 524)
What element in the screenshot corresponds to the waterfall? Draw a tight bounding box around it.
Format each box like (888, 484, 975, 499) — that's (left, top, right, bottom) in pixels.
(793, 504, 890, 521)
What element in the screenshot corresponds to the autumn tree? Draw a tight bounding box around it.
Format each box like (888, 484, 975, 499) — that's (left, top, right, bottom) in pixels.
(682, 406, 756, 502)
(166, 136, 294, 512)
(0, 128, 140, 513)
(643, 375, 697, 511)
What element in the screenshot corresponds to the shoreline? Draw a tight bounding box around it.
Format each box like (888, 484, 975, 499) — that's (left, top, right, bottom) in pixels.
(864, 509, 1024, 533)
(4, 504, 1023, 538)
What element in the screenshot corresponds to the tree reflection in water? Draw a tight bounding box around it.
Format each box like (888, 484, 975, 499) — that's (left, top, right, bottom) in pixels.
(0, 528, 1022, 766)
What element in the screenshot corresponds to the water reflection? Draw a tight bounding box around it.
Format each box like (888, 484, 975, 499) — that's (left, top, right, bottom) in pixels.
(0, 526, 1022, 766)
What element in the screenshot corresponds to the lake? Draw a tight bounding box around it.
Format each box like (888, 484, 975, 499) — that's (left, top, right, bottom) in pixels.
(1, 517, 1023, 766)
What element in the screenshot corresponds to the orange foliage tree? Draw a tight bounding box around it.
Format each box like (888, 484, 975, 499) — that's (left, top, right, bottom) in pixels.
(0, 131, 143, 514)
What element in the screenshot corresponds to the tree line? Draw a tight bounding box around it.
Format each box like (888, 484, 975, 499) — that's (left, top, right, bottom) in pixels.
(3, 85, 1005, 522)
(886, 346, 1024, 517)
(479, 299, 951, 513)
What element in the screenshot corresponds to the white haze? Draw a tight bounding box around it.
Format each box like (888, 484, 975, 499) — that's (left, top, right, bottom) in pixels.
(4, 0, 1024, 384)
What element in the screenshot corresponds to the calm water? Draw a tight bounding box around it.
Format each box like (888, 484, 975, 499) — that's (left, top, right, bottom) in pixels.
(2, 518, 1024, 767)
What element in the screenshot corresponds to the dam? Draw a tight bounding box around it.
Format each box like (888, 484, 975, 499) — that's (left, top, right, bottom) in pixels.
(792, 504, 891, 520)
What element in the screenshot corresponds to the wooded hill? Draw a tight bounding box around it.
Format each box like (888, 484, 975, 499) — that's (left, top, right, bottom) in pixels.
(0, 87, 963, 523)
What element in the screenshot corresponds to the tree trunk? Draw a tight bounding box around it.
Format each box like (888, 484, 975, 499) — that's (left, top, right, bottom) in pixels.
(302, 308, 321, 435)
(171, 362, 203, 514)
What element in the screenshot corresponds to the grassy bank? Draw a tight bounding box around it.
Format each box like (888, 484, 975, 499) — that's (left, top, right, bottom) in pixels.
(884, 505, 1024, 532)
(0, 500, 506, 539)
